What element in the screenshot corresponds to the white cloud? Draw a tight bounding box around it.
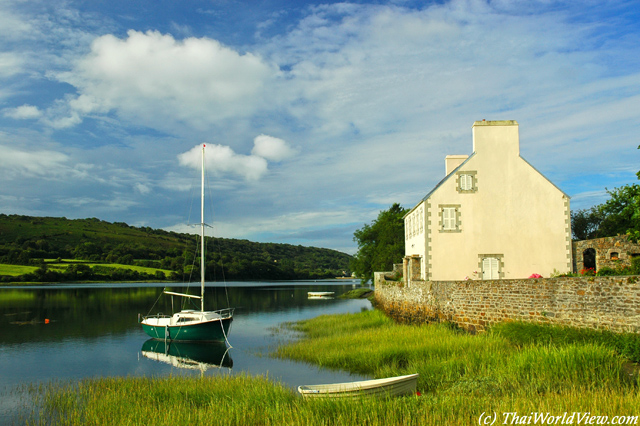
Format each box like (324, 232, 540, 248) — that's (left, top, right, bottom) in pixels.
(3, 104, 42, 119)
(0, 52, 23, 78)
(0, 2, 32, 41)
(177, 136, 295, 182)
(57, 195, 139, 211)
(251, 134, 296, 161)
(0, 144, 72, 178)
(55, 30, 280, 131)
(178, 143, 268, 181)
(135, 183, 151, 195)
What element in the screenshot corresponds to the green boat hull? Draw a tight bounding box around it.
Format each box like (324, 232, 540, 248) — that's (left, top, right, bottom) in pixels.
(142, 317, 233, 342)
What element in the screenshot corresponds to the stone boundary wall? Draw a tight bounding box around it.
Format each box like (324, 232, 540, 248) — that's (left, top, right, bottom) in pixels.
(374, 276, 640, 334)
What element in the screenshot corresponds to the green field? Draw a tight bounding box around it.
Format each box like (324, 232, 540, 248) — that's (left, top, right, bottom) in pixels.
(47, 262, 171, 277)
(0, 264, 38, 276)
(0, 261, 170, 282)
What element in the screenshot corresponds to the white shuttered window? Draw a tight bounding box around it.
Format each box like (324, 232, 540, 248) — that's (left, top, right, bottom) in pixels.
(482, 257, 499, 280)
(442, 207, 456, 230)
(460, 174, 473, 191)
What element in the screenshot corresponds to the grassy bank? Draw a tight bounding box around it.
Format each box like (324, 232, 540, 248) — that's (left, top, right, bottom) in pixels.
(275, 310, 638, 394)
(21, 311, 640, 425)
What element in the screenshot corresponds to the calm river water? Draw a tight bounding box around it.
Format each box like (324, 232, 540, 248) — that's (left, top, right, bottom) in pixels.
(0, 280, 371, 424)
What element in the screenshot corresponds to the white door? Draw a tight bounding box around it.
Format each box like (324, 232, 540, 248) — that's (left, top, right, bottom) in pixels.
(482, 257, 499, 280)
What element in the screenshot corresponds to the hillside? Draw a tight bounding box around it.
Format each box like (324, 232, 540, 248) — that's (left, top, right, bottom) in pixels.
(0, 214, 352, 282)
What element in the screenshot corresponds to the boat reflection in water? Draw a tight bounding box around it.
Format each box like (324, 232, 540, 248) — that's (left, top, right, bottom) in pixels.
(141, 339, 233, 372)
(307, 291, 335, 300)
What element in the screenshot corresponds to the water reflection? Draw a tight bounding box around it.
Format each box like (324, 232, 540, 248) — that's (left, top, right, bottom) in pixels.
(141, 339, 233, 371)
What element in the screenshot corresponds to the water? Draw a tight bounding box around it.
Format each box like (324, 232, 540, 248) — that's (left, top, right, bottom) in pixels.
(0, 280, 371, 423)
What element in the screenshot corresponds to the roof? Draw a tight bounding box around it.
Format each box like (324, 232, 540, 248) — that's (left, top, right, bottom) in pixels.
(403, 153, 475, 218)
(404, 151, 570, 218)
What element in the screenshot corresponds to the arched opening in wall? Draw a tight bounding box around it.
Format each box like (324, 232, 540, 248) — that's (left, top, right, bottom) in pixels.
(583, 248, 596, 270)
(610, 252, 619, 260)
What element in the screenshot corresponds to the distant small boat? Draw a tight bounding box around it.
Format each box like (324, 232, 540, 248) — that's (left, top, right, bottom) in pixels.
(307, 291, 335, 298)
(298, 373, 419, 398)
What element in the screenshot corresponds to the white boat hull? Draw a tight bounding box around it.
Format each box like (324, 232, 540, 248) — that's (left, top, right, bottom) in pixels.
(298, 373, 419, 398)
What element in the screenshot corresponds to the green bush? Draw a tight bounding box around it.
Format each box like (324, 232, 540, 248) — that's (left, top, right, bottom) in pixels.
(596, 267, 617, 276)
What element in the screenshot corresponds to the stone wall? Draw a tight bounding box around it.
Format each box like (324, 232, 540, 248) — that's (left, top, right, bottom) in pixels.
(573, 235, 640, 272)
(374, 276, 640, 334)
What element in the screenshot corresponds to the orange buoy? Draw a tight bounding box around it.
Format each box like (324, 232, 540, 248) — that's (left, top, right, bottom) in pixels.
(44, 319, 50, 324)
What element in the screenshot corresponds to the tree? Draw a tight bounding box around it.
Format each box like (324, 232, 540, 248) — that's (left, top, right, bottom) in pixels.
(598, 184, 640, 241)
(571, 145, 640, 242)
(571, 207, 603, 240)
(351, 203, 408, 283)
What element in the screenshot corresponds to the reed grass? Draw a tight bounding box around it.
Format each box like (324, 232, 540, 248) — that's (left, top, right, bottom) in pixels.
(21, 377, 640, 426)
(275, 310, 635, 396)
(492, 320, 640, 362)
(20, 310, 640, 425)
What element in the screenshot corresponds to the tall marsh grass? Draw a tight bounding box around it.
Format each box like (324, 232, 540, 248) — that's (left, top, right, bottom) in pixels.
(21, 310, 640, 425)
(275, 310, 635, 395)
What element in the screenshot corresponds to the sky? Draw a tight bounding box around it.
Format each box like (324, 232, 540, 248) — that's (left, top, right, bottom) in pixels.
(0, 0, 638, 254)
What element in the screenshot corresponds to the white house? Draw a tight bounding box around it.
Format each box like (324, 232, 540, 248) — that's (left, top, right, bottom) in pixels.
(404, 120, 572, 281)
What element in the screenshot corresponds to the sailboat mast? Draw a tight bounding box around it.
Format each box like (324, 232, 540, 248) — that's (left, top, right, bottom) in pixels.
(201, 144, 205, 312)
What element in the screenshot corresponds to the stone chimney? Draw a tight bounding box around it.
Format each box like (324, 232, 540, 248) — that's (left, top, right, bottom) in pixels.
(445, 155, 469, 175)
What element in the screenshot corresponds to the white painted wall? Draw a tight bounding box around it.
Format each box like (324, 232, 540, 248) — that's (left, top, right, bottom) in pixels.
(405, 120, 571, 281)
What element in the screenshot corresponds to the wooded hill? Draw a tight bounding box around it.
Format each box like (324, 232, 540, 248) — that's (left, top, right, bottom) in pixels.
(0, 214, 352, 282)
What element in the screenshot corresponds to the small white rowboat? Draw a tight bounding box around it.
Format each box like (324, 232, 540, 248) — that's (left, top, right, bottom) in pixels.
(298, 373, 418, 398)
(307, 291, 335, 298)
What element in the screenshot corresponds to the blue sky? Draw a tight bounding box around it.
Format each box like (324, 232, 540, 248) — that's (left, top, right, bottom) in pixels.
(0, 0, 638, 254)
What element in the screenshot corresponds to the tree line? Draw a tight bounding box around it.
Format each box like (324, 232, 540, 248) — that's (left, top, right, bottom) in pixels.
(0, 215, 351, 282)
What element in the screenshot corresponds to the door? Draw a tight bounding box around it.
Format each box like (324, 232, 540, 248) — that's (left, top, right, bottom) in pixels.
(482, 257, 499, 280)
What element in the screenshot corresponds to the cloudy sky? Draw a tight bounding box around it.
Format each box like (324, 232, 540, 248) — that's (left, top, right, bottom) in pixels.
(0, 0, 638, 254)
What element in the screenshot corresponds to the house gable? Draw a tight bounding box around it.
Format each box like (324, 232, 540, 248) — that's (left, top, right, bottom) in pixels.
(404, 120, 571, 281)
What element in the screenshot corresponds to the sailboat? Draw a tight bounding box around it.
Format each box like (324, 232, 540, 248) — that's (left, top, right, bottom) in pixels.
(140, 144, 234, 343)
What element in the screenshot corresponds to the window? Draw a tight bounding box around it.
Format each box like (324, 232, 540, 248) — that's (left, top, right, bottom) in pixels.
(460, 174, 473, 190)
(439, 205, 461, 232)
(482, 257, 499, 280)
(443, 207, 456, 230)
(610, 252, 619, 260)
(456, 171, 477, 193)
(479, 254, 503, 280)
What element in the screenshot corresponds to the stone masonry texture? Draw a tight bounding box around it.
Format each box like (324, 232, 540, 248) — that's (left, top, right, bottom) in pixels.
(573, 235, 640, 272)
(374, 276, 640, 334)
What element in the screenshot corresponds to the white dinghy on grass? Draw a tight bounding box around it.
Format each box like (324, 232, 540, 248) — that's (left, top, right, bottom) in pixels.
(297, 373, 419, 398)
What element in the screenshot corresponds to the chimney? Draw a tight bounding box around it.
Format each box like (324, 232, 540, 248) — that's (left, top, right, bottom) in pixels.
(472, 120, 519, 156)
(445, 155, 469, 175)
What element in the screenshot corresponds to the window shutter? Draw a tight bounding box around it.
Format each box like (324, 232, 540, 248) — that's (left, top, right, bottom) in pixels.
(482, 257, 499, 279)
(460, 174, 469, 190)
(482, 258, 491, 279)
(443, 208, 455, 230)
